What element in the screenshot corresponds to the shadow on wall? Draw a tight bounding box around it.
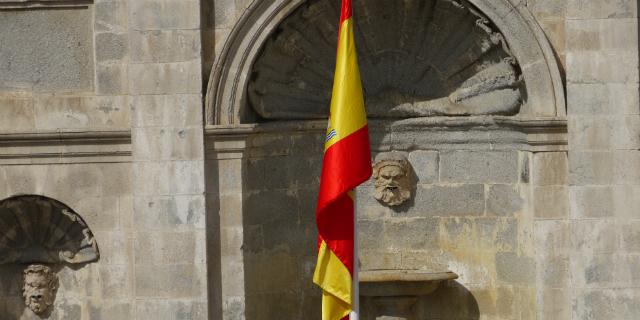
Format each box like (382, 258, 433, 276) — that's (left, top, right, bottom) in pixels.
(418, 281, 480, 320)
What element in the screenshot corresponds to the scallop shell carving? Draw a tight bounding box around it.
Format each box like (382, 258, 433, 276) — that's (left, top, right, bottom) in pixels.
(248, 0, 524, 120)
(0, 195, 99, 265)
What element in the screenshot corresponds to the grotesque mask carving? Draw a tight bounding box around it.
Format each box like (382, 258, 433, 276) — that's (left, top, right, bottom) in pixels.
(373, 153, 412, 206)
(23, 264, 58, 315)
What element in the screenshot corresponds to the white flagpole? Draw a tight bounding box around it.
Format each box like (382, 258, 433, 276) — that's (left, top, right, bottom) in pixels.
(351, 192, 359, 320)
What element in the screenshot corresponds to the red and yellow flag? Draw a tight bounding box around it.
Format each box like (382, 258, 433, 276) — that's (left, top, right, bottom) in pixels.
(313, 0, 372, 319)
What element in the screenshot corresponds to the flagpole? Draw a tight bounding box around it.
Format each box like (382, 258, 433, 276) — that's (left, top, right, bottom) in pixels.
(351, 192, 359, 320)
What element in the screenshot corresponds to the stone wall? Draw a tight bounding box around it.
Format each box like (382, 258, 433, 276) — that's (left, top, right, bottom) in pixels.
(565, 1, 640, 319)
(0, 0, 209, 319)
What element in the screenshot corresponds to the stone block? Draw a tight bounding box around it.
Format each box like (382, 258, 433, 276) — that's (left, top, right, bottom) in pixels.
(0, 9, 94, 92)
(539, 255, 569, 286)
(566, 19, 600, 51)
(118, 195, 134, 230)
(93, 230, 133, 265)
(474, 218, 518, 251)
(88, 300, 133, 320)
(569, 186, 614, 218)
(130, 30, 201, 63)
(567, 51, 639, 84)
(0, 98, 35, 131)
(536, 17, 566, 56)
(96, 63, 127, 95)
(130, 94, 202, 127)
(568, 116, 615, 150)
(243, 190, 297, 225)
(136, 300, 207, 320)
(135, 264, 206, 298)
(613, 185, 640, 219)
(614, 150, 640, 184)
(598, 19, 639, 52)
(128, 60, 201, 95)
(616, 255, 640, 287)
(539, 288, 571, 320)
(568, 151, 614, 185)
(206, 159, 243, 195)
(570, 219, 618, 254)
(96, 32, 128, 62)
(129, 0, 201, 30)
(440, 151, 519, 183)
(358, 219, 384, 251)
(243, 252, 298, 293)
(360, 250, 401, 270)
(135, 231, 197, 265)
(132, 160, 205, 196)
(34, 96, 130, 129)
(134, 195, 206, 229)
(72, 196, 119, 231)
(534, 186, 569, 219)
(621, 221, 640, 252)
(133, 126, 204, 161)
(99, 264, 131, 298)
(410, 184, 485, 217)
(95, 0, 128, 33)
(495, 252, 535, 284)
(535, 220, 570, 255)
(568, 83, 640, 115)
(407, 150, 438, 184)
(613, 116, 640, 150)
(486, 184, 524, 216)
(527, 0, 567, 19)
(99, 163, 133, 197)
(574, 289, 616, 319)
(567, 0, 637, 19)
(384, 218, 439, 251)
(213, 0, 237, 29)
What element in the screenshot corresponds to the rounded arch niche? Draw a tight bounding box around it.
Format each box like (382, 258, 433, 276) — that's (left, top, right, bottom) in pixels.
(206, 0, 565, 125)
(0, 195, 100, 265)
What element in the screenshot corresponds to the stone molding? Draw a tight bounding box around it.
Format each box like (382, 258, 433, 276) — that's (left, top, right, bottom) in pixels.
(204, 117, 568, 155)
(0, 129, 131, 164)
(0, 0, 91, 9)
(205, 0, 566, 125)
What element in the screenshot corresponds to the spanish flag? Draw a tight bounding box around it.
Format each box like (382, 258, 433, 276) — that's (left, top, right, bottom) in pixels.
(313, 0, 372, 319)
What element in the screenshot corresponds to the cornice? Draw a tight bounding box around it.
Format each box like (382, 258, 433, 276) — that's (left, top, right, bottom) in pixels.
(205, 116, 568, 157)
(0, 0, 91, 9)
(0, 129, 131, 164)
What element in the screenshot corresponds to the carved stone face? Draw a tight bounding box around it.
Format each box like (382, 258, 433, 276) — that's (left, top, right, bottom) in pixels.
(23, 264, 58, 315)
(373, 156, 412, 206)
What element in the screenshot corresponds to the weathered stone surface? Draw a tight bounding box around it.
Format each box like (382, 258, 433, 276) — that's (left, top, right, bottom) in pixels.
(96, 33, 128, 62)
(128, 61, 201, 94)
(130, 30, 201, 63)
(408, 151, 438, 184)
(533, 186, 569, 219)
(33, 96, 130, 130)
(0, 9, 94, 92)
(440, 151, 519, 183)
(495, 252, 535, 284)
(135, 264, 206, 298)
(486, 184, 524, 216)
(129, 0, 201, 30)
(410, 184, 485, 217)
(569, 186, 614, 218)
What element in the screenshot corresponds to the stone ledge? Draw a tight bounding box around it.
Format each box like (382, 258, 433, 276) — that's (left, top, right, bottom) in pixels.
(0, 129, 131, 164)
(204, 117, 568, 155)
(0, 0, 91, 9)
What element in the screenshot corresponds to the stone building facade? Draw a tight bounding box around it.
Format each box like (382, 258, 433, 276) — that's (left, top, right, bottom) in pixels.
(0, 0, 638, 319)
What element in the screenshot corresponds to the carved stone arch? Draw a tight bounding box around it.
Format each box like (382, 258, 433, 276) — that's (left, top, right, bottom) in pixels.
(205, 0, 565, 125)
(0, 195, 100, 265)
